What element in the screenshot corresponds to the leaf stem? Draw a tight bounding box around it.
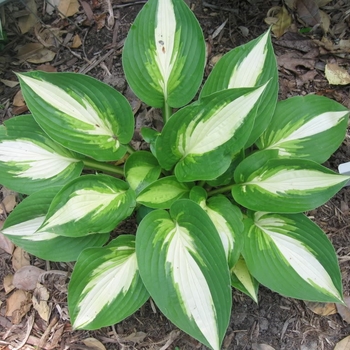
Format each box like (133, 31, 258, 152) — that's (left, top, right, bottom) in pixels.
(208, 184, 234, 196)
(162, 102, 172, 124)
(83, 158, 124, 176)
(127, 143, 136, 154)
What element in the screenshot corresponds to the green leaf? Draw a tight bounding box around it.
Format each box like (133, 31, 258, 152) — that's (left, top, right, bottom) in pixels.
(69, 235, 149, 330)
(0, 115, 83, 194)
(125, 151, 161, 195)
(190, 187, 243, 268)
(123, 0, 205, 108)
(200, 30, 278, 147)
(140, 127, 160, 156)
(243, 212, 343, 303)
(257, 95, 349, 163)
(136, 175, 193, 209)
(17, 71, 134, 161)
(136, 199, 231, 350)
(156, 86, 267, 182)
(230, 256, 259, 302)
(38, 174, 136, 236)
(232, 151, 350, 213)
(1, 187, 108, 262)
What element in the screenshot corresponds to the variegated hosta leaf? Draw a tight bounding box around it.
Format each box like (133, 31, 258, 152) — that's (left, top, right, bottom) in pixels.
(123, 0, 205, 108)
(232, 151, 350, 213)
(124, 151, 161, 195)
(200, 30, 278, 147)
(243, 211, 343, 303)
(136, 199, 231, 350)
(69, 235, 149, 330)
(17, 71, 134, 161)
(38, 174, 136, 237)
(1, 187, 109, 261)
(156, 86, 267, 182)
(257, 95, 349, 163)
(0, 115, 83, 194)
(190, 186, 243, 268)
(230, 256, 259, 302)
(136, 175, 193, 209)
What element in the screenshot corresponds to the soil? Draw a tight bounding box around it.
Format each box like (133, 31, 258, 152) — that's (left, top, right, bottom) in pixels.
(0, 0, 350, 349)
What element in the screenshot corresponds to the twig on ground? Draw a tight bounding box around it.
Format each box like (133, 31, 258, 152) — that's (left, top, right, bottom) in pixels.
(202, 1, 238, 14)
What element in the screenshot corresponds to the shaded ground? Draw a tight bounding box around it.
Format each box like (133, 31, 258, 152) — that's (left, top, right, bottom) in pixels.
(1, 0, 350, 349)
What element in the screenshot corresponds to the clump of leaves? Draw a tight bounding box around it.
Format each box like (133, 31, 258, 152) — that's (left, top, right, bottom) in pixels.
(1, 0, 349, 348)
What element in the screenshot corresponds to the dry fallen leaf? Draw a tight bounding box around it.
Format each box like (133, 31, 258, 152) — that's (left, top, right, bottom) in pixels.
(13, 266, 45, 291)
(0, 79, 19, 88)
(296, 0, 321, 26)
(12, 247, 31, 271)
(17, 43, 56, 64)
(238, 26, 249, 37)
(35, 26, 64, 48)
(122, 331, 147, 343)
(46, 0, 60, 14)
(94, 13, 107, 31)
(2, 193, 17, 213)
(0, 233, 15, 255)
(319, 10, 330, 33)
(32, 283, 50, 322)
(12, 105, 29, 115)
(210, 54, 223, 67)
(304, 301, 337, 316)
(336, 296, 350, 323)
(58, 0, 80, 17)
(315, 0, 333, 6)
(13, 90, 26, 107)
(325, 63, 350, 85)
(265, 6, 292, 38)
(18, 0, 38, 34)
(36, 64, 57, 72)
(334, 335, 350, 350)
(5, 289, 32, 324)
(3, 274, 15, 294)
(83, 337, 106, 350)
(252, 344, 276, 350)
(71, 34, 82, 48)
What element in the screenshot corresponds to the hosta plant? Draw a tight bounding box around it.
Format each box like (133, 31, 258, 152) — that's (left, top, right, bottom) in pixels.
(1, 0, 349, 348)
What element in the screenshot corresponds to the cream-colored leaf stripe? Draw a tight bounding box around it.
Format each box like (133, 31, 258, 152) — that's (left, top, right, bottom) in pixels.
(40, 189, 124, 231)
(231, 259, 257, 302)
(126, 165, 153, 191)
(255, 213, 342, 301)
(267, 111, 348, 156)
(228, 31, 269, 88)
(165, 223, 219, 350)
(154, 0, 177, 98)
(0, 140, 79, 179)
(2, 216, 58, 241)
(73, 253, 137, 328)
(204, 206, 234, 261)
(178, 84, 266, 156)
(18, 74, 118, 145)
(247, 169, 349, 194)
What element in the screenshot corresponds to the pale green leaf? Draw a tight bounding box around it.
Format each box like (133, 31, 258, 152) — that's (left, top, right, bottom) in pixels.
(136, 199, 231, 350)
(257, 95, 349, 163)
(243, 212, 343, 303)
(69, 235, 149, 330)
(1, 187, 108, 261)
(0, 115, 83, 194)
(39, 174, 136, 236)
(18, 71, 134, 161)
(123, 0, 205, 108)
